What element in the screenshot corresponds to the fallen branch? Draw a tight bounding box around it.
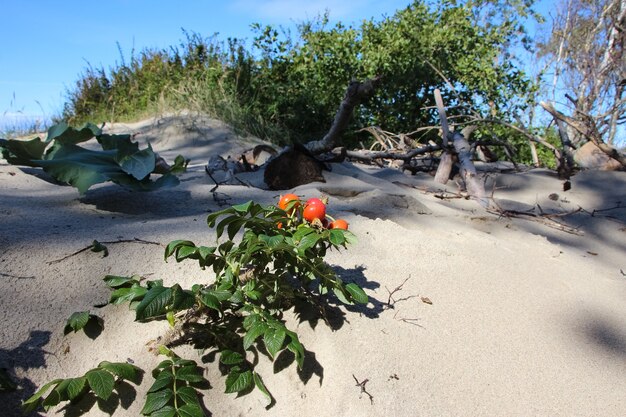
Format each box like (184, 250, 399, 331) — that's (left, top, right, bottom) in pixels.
(345, 143, 442, 162)
(487, 207, 583, 235)
(305, 76, 382, 154)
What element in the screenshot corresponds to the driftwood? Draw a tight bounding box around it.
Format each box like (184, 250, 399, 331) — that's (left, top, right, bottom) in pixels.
(304, 77, 382, 155)
(432, 90, 489, 207)
(263, 78, 381, 189)
(540, 101, 626, 168)
(263, 145, 326, 190)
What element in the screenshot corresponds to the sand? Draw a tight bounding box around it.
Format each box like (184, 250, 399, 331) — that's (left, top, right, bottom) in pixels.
(1, 113, 625, 417)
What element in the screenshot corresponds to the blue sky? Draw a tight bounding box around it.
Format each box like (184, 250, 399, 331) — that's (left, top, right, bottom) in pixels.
(1, 0, 551, 131)
(0, 0, 410, 124)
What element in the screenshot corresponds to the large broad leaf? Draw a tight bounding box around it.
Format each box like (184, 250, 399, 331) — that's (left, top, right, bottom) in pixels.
(36, 143, 124, 194)
(47, 122, 101, 145)
(0, 137, 47, 166)
(225, 369, 253, 394)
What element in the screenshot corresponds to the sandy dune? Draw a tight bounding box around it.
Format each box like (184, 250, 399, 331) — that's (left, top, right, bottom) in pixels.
(1, 114, 625, 416)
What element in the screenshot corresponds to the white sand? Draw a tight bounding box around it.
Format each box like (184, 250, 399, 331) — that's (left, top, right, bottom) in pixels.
(1, 114, 625, 417)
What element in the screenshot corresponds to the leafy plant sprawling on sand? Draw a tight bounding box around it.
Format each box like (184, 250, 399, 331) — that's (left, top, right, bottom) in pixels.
(0, 122, 187, 194)
(24, 197, 366, 416)
(21, 362, 141, 414)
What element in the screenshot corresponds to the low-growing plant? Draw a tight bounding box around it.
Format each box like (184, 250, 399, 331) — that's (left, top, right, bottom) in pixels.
(0, 122, 188, 194)
(23, 196, 366, 416)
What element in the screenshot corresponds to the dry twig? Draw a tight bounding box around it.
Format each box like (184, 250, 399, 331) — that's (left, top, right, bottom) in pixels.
(352, 374, 374, 405)
(48, 238, 161, 265)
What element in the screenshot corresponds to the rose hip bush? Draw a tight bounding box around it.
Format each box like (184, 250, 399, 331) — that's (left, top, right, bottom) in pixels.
(23, 195, 365, 416)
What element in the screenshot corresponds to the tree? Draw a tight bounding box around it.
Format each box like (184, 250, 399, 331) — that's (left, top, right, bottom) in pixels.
(538, 0, 625, 146)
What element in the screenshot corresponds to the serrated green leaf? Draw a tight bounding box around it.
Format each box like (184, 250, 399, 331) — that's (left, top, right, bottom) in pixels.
(345, 283, 368, 304)
(171, 285, 195, 310)
(65, 377, 87, 400)
(227, 218, 246, 240)
(225, 369, 253, 394)
(243, 313, 261, 330)
(329, 229, 346, 246)
(176, 386, 201, 406)
(164, 240, 195, 261)
(110, 284, 148, 305)
(215, 215, 239, 240)
(135, 285, 173, 320)
(148, 405, 176, 417)
(175, 366, 205, 383)
(149, 370, 174, 393)
(220, 350, 244, 365)
(343, 230, 358, 245)
(263, 327, 286, 359)
(232, 201, 253, 213)
(98, 361, 140, 383)
(21, 378, 63, 413)
(200, 292, 220, 311)
(103, 274, 139, 288)
(177, 403, 205, 417)
(141, 388, 174, 414)
(253, 372, 272, 405)
(286, 332, 305, 370)
(293, 226, 315, 242)
(298, 233, 320, 251)
(86, 369, 115, 400)
(64, 311, 90, 334)
(243, 322, 269, 350)
(176, 245, 198, 262)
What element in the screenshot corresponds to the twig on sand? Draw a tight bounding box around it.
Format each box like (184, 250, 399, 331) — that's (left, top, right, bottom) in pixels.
(352, 374, 374, 405)
(47, 238, 162, 265)
(384, 276, 418, 309)
(393, 310, 424, 328)
(487, 204, 583, 235)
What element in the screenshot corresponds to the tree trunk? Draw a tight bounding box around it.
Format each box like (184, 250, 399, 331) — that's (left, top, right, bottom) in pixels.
(305, 76, 381, 154)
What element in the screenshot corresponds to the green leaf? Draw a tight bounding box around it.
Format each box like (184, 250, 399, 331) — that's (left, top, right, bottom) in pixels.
(86, 369, 115, 400)
(0, 368, 16, 391)
(199, 292, 220, 311)
(176, 386, 201, 406)
(227, 218, 246, 240)
(116, 145, 155, 180)
(263, 327, 286, 359)
(148, 405, 176, 417)
(164, 240, 196, 260)
(91, 240, 109, 256)
(333, 286, 352, 305)
(0, 137, 47, 166)
(298, 233, 320, 251)
(329, 229, 346, 246)
(286, 332, 305, 370)
(243, 322, 269, 350)
(98, 361, 140, 383)
(345, 283, 368, 304)
(232, 201, 253, 213)
(220, 350, 244, 365)
(63, 311, 90, 334)
(136, 285, 173, 320)
(293, 227, 315, 242)
(21, 378, 63, 413)
(215, 215, 239, 239)
(47, 122, 100, 144)
(142, 388, 174, 414)
(253, 372, 273, 406)
(103, 274, 139, 288)
(64, 377, 87, 400)
(149, 370, 174, 393)
(175, 366, 205, 383)
(176, 245, 198, 262)
(177, 403, 205, 417)
(110, 284, 148, 305)
(225, 369, 253, 394)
